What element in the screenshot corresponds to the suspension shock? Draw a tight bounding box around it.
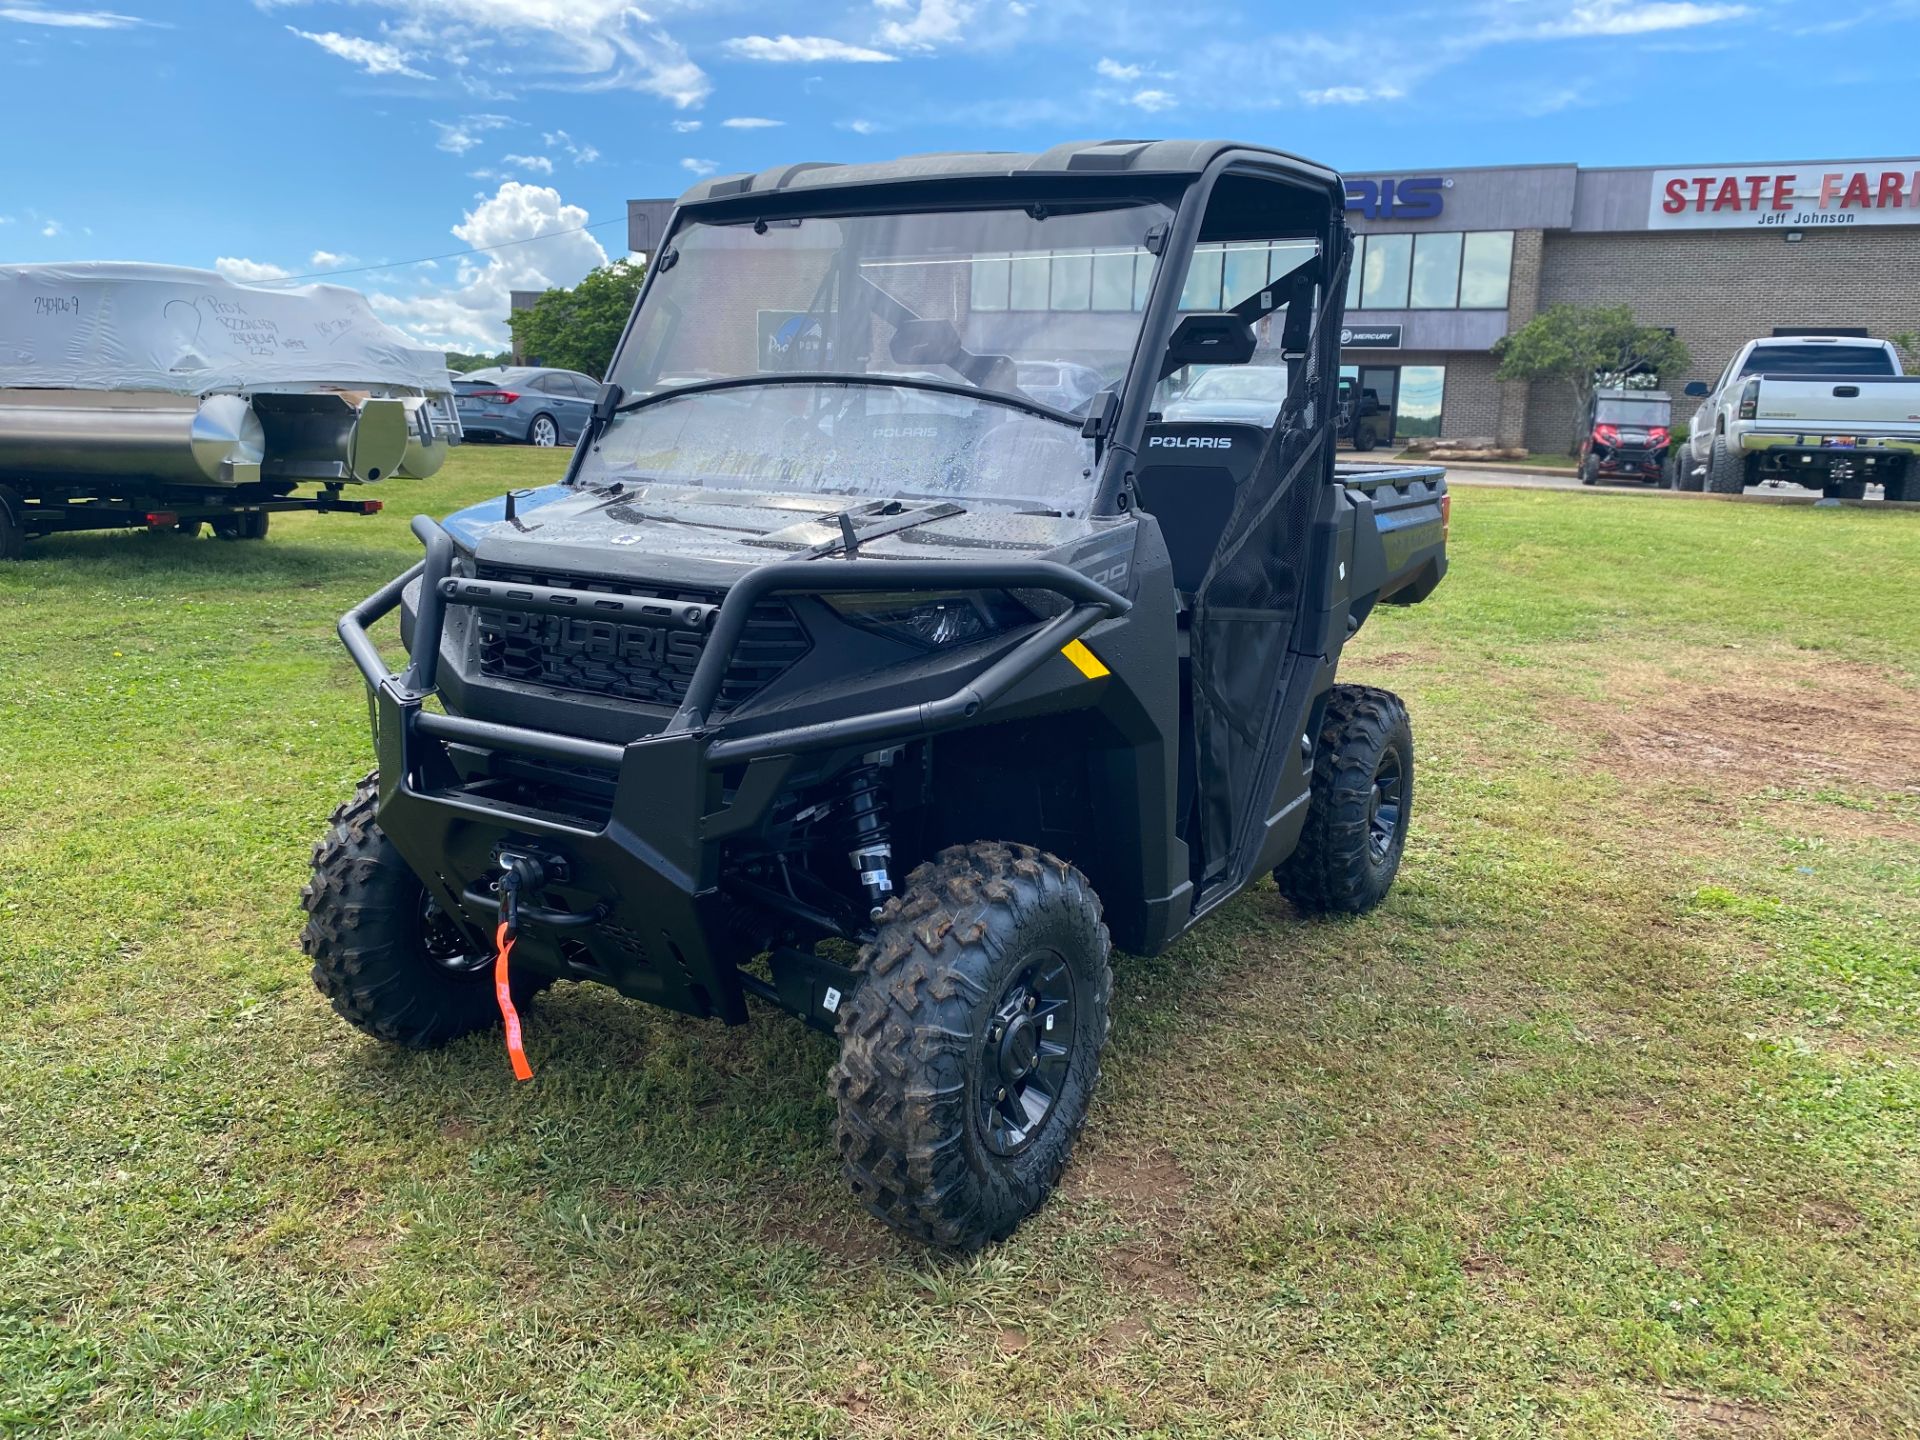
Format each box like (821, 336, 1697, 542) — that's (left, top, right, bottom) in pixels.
(842, 749, 898, 919)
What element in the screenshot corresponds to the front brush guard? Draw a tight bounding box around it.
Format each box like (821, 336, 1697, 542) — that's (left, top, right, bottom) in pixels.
(335, 514, 1130, 1022)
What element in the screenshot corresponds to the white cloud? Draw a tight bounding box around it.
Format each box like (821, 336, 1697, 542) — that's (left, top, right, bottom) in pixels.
(309, 249, 355, 268)
(291, 1, 710, 108)
(1095, 57, 1141, 81)
(1129, 87, 1176, 112)
(680, 157, 719, 176)
(876, 0, 974, 50)
(723, 34, 897, 63)
(0, 5, 149, 27)
(1530, 1, 1750, 36)
(41, 220, 61, 238)
(671, 119, 703, 132)
(286, 27, 430, 79)
(504, 152, 555, 174)
(721, 116, 783, 128)
(367, 180, 608, 350)
(216, 256, 292, 282)
(434, 113, 512, 155)
(1302, 82, 1402, 104)
(838, 118, 881, 134)
(542, 129, 600, 164)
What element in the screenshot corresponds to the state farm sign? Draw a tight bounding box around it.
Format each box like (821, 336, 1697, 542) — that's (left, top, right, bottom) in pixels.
(1648, 162, 1920, 229)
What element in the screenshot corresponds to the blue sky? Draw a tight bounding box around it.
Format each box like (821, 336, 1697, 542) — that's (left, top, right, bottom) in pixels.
(4, 0, 1915, 349)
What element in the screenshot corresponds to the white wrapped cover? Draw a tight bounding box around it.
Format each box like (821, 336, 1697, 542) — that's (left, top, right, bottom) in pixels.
(0, 262, 451, 397)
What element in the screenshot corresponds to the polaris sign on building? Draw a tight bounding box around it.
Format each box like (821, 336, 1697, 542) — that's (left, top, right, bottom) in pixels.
(1330, 156, 1920, 451)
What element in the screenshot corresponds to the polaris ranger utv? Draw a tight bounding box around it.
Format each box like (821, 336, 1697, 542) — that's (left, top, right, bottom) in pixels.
(303, 140, 1449, 1249)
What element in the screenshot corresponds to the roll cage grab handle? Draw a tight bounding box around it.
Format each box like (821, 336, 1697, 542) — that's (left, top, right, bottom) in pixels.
(338, 514, 1131, 774)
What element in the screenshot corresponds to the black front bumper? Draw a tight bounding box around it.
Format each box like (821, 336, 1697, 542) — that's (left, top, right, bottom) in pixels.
(339, 515, 1128, 1022)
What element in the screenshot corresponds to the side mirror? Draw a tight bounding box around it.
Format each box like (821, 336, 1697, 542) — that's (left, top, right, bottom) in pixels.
(1159, 312, 1256, 381)
(1683, 380, 1709, 397)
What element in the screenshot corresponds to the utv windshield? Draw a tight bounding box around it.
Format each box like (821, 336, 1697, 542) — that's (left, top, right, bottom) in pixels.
(589, 201, 1174, 514)
(1594, 396, 1670, 425)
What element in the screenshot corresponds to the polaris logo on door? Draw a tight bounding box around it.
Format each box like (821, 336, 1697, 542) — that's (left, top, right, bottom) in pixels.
(1149, 434, 1234, 449)
(1344, 177, 1447, 221)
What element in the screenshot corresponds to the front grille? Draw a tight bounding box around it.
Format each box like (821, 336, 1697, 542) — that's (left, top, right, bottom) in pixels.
(473, 565, 810, 711)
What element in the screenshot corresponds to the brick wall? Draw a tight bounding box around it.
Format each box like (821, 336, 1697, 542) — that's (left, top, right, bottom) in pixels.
(1525, 225, 1920, 452)
(1495, 229, 1545, 446)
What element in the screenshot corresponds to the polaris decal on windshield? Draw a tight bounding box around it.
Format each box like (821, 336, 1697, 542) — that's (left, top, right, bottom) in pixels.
(872, 426, 942, 440)
(1148, 434, 1234, 449)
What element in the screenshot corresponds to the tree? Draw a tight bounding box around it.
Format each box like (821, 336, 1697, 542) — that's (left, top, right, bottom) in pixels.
(1891, 332, 1920, 373)
(1492, 304, 1691, 454)
(506, 259, 647, 379)
(444, 349, 510, 374)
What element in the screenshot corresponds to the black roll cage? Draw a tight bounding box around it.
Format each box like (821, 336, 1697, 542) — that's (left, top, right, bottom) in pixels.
(569, 151, 1349, 521)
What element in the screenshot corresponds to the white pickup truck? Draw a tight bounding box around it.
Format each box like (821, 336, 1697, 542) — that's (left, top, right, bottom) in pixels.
(1676, 336, 1919, 501)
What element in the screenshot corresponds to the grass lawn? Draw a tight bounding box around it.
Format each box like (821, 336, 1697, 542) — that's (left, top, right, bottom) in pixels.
(2, 449, 1917, 1438)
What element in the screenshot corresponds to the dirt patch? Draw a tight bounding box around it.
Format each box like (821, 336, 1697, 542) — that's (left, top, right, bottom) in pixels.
(1104, 1242, 1199, 1304)
(1567, 653, 1920, 800)
(1654, 1387, 1774, 1436)
(753, 1182, 902, 1267)
(995, 1327, 1030, 1354)
(1798, 1197, 1864, 1236)
(1069, 1143, 1193, 1212)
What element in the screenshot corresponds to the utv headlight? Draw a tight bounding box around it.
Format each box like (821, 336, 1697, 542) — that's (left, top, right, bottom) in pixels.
(824, 590, 1033, 650)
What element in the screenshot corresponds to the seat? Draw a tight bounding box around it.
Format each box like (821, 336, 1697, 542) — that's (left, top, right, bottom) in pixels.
(1133, 421, 1268, 600)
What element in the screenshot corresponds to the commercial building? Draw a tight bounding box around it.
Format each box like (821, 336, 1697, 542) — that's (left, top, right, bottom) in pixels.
(1339, 158, 1920, 450)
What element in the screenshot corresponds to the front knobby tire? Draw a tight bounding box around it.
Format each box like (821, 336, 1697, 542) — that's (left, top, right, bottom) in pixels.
(1275, 685, 1414, 916)
(832, 842, 1113, 1250)
(301, 773, 551, 1049)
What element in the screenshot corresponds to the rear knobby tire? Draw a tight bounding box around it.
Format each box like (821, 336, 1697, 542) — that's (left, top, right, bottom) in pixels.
(301, 772, 551, 1049)
(1704, 434, 1746, 495)
(832, 842, 1113, 1250)
(0, 485, 24, 561)
(1580, 456, 1599, 486)
(1275, 684, 1414, 916)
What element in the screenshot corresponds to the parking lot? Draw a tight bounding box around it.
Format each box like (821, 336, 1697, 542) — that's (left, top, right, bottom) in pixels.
(3, 449, 1915, 1437)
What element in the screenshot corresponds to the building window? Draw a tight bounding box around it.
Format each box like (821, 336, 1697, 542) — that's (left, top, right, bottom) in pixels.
(1459, 231, 1514, 309)
(1409, 232, 1463, 309)
(1346, 230, 1514, 312)
(1091, 248, 1135, 310)
(1050, 249, 1093, 311)
(1397, 365, 1446, 438)
(1360, 233, 1412, 309)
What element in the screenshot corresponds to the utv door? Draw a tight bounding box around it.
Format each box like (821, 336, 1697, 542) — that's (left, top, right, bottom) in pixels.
(1142, 169, 1351, 899)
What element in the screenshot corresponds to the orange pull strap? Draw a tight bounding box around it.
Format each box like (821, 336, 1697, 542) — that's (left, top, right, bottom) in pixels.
(494, 920, 534, 1082)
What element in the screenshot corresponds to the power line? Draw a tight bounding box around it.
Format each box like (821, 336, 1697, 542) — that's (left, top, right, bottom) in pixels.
(260, 215, 629, 286)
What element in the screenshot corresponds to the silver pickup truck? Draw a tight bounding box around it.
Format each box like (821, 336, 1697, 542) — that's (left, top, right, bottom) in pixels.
(1676, 336, 1919, 501)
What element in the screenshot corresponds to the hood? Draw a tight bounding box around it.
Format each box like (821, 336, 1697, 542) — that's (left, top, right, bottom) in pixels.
(443, 482, 1100, 587)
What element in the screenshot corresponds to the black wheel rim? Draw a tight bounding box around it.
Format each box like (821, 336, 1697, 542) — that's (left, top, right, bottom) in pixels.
(977, 950, 1076, 1156)
(420, 892, 491, 974)
(1367, 749, 1405, 862)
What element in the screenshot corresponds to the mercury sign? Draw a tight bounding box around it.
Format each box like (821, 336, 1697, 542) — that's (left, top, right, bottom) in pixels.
(1648, 162, 1920, 229)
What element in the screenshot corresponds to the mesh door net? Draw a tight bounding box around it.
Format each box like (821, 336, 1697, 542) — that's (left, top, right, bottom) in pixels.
(1187, 240, 1351, 884)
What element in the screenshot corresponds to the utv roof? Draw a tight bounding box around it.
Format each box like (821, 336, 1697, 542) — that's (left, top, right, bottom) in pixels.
(675, 139, 1341, 206)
